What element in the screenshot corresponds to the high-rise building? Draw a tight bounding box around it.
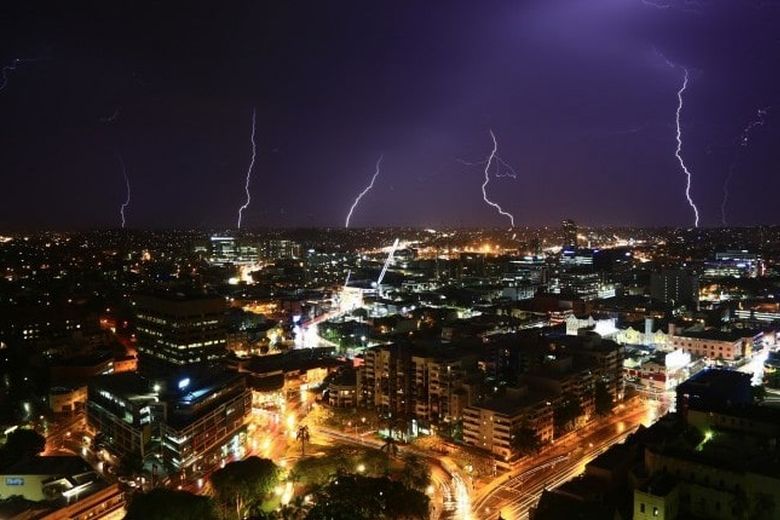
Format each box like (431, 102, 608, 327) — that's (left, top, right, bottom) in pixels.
(133, 293, 227, 369)
(262, 239, 301, 260)
(650, 270, 699, 310)
(209, 236, 260, 266)
(562, 219, 577, 248)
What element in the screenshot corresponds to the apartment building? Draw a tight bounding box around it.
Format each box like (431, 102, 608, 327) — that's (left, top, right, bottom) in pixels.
(357, 342, 480, 425)
(463, 386, 554, 461)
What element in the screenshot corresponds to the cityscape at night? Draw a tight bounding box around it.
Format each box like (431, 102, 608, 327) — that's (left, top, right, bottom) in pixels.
(2, 2, 780, 520)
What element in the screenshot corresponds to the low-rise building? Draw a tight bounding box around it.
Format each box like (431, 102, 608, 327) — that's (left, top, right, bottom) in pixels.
(87, 370, 251, 473)
(670, 329, 756, 362)
(0, 456, 125, 520)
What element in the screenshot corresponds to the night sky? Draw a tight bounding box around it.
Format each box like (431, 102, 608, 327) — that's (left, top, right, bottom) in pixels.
(1, 0, 779, 230)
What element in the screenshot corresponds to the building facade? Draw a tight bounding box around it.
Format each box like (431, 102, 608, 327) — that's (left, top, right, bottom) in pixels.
(134, 293, 227, 368)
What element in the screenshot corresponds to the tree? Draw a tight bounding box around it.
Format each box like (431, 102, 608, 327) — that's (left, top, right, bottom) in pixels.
(510, 425, 541, 457)
(752, 385, 767, 403)
(594, 381, 613, 416)
(751, 492, 775, 520)
(399, 453, 430, 491)
(0, 428, 45, 467)
(124, 488, 218, 520)
(118, 450, 145, 477)
(211, 457, 281, 520)
(305, 474, 429, 520)
(296, 425, 310, 456)
(553, 393, 583, 434)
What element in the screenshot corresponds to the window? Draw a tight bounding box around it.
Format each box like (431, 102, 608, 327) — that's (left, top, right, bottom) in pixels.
(653, 506, 659, 516)
(640, 503, 646, 513)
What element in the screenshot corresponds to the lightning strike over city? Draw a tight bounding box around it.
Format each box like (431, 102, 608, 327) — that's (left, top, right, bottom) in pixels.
(236, 107, 257, 230)
(672, 67, 701, 228)
(1, 3, 780, 520)
(117, 153, 130, 229)
(721, 107, 771, 226)
(481, 130, 516, 228)
(344, 154, 383, 228)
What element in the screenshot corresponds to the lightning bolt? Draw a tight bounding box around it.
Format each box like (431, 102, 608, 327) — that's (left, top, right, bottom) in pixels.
(236, 108, 257, 229)
(100, 107, 121, 123)
(456, 155, 518, 178)
(669, 66, 701, 227)
(345, 154, 383, 228)
(721, 107, 771, 225)
(117, 153, 130, 229)
(0, 58, 39, 93)
(481, 130, 516, 228)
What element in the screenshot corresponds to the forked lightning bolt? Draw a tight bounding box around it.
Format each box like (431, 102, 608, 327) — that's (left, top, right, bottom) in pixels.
(721, 107, 771, 225)
(237, 108, 257, 229)
(0, 58, 38, 93)
(481, 130, 515, 228)
(345, 154, 383, 228)
(117, 153, 130, 229)
(672, 67, 701, 227)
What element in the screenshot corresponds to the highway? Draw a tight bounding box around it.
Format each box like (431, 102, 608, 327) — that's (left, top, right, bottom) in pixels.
(472, 398, 658, 520)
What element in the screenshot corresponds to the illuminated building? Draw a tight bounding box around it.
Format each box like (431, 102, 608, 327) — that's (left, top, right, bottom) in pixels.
(232, 348, 340, 403)
(623, 349, 691, 393)
(133, 293, 227, 369)
(262, 239, 301, 260)
(562, 219, 577, 248)
(161, 371, 251, 473)
(463, 386, 554, 462)
(0, 457, 125, 519)
(86, 373, 162, 458)
(650, 269, 699, 310)
(209, 235, 260, 266)
(48, 385, 88, 415)
(357, 343, 481, 428)
(669, 329, 756, 362)
(87, 371, 251, 473)
(702, 250, 763, 279)
(733, 301, 780, 323)
(327, 369, 358, 408)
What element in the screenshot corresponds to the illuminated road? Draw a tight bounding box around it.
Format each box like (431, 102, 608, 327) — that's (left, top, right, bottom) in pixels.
(316, 426, 474, 519)
(738, 348, 770, 386)
(473, 399, 658, 520)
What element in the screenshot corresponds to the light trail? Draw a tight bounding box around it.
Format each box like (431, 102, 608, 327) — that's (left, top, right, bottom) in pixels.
(721, 107, 771, 225)
(345, 154, 383, 228)
(481, 130, 516, 228)
(117, 153, 130, 229)
(236, 107, 257, 229)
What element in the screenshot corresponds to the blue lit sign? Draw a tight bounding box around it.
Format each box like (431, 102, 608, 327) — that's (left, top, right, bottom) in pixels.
(6, 477, 24, 486)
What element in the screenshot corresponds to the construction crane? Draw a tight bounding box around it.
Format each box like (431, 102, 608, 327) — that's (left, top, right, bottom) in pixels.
(376, 238, 400, 295)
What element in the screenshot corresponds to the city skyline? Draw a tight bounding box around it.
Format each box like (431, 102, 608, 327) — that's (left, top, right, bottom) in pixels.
(1, 1, 780, 229)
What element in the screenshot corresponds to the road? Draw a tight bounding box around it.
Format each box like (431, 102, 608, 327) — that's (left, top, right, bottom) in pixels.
(472, 398, 658, 520)
(316, 425, 474, 519)
(738, 347, 769, 386)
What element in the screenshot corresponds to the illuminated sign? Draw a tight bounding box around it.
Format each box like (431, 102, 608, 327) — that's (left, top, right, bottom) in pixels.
(5, 477, 24, 486)
(178, 378, 190, 390)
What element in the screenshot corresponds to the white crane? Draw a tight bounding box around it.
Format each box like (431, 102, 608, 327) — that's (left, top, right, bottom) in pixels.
(376, 238, 400, 295)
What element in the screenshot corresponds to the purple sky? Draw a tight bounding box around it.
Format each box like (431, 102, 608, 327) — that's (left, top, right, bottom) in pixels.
(1, 0, 779, 229)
